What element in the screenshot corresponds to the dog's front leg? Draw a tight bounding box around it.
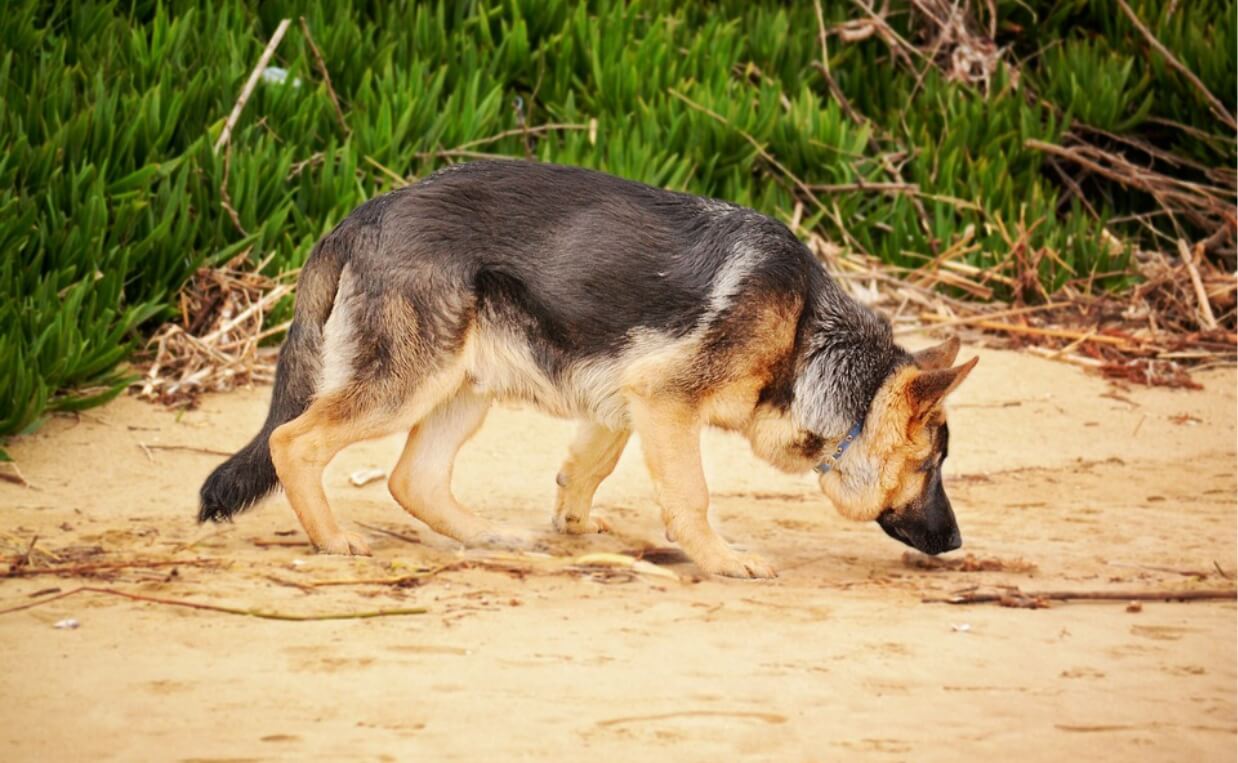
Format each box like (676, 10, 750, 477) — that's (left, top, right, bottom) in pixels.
(628, 395, 776, 579)
(553, 422, 629, 534)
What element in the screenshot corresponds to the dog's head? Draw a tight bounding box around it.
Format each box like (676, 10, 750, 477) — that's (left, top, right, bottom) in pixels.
(817, 337, 976, 555)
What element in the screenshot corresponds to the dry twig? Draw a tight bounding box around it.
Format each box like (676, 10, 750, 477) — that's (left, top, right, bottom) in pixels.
(299, 17, 349, 137)
(4, 558, 219, 578)
(925, 587, 1237, 606)
(1115, 0, 1236, 132)
(213, 19, 293, 154)
(141, 443, 234, 457)
(355, 522, 420, 546)
(0, 586, 427, 621)
(131, 254, 292, 407)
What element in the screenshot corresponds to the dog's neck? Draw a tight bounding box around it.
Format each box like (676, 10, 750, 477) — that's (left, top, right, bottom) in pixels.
(787, 277, 910, 442)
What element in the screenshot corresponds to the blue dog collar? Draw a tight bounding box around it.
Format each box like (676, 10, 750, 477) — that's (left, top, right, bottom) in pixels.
(814, 419, 865, 474)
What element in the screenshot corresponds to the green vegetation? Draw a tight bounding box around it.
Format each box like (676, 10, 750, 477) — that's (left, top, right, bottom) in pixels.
(2, 0, 1234, 436)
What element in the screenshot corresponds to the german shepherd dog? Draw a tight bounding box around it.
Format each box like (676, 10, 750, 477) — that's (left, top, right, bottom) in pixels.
(200, 161, 976, 578)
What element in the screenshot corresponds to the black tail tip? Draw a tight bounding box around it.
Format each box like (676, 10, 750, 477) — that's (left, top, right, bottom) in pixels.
(198, 472, 243, 523)
(198, 457, 276, 523)
(197, 496, 238, 524)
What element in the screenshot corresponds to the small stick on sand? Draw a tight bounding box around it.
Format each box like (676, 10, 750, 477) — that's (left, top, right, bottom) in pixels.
(251, 539, 312, 548)
(4, 558, 219, 578)
(0, 460, 32, 488)
(15, 535, 38, 569)
(141, 443, 234, 457)
(308, 567, 448, 588)
(1178, 240, 1218, 329)
(924, 588, 1237, 605)
(0, 586, 427, 621)
(1107, 561, 1211, 580)
(264, 575, 318, 594)
(355, 521, 420, 546)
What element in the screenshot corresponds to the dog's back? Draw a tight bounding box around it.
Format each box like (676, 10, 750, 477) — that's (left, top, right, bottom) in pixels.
(320, 161, 823, 423)
(374, 160, 815, 349)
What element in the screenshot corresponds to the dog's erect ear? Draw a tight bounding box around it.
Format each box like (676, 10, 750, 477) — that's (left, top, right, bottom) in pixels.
(906, 356, 979, 416)
(912, 336, 961, 371)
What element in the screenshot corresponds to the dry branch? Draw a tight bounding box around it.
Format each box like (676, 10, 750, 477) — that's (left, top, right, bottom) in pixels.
(131, 254, 292, 407)
(1115, 0, 1237, 132)
(355, 522, 421, 546)
(1025, 138, 1235, 237)
(4, 558, 219, 578)
(0, 586, 427, 621)
(925, 587, 1237, 606)
(455, 122, 594, 152)
(812, 0, 863, 124)
(1178, 240, 1219, 329)
(668, 89, 856, 249)
(141, 443, 234, 457)
(923, 316, 1134, 348)
(213, 19, 292, 154)
(299, 17, 349, 137)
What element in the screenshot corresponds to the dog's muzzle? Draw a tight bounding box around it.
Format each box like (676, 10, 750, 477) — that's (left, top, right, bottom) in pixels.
(876, 506, 962, 556)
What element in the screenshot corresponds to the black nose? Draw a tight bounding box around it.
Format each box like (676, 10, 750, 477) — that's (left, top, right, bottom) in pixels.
(912, 528, 961, 555)
(941, 528, 962, 553)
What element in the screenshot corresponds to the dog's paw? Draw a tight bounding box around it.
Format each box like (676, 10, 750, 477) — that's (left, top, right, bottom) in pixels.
(316, 530, 372, 556)
(697, 550, 777, 579)
(552, 512, 611, 535)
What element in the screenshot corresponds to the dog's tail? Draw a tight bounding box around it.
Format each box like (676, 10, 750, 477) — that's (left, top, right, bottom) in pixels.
(197, 234, 349, 523)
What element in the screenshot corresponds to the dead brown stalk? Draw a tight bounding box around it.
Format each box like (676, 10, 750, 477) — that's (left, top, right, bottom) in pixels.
(0, 586, 427, 621)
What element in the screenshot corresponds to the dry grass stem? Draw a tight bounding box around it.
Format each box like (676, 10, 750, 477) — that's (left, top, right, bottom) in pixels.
(131, 254, 292, 408)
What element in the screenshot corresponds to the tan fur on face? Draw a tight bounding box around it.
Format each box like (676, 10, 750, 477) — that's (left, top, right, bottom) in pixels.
(819, 358, 975, 521)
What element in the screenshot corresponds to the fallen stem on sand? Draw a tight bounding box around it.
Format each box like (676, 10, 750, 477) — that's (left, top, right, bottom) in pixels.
(141, 443, 234, 457)
(0, 586, 427, 621)
(924, 588, 1237, 605)
(4, 558, 219, 578)
(307, 567, 447, 588)
(355, 521, 421, 546)
(1107, 561, 1213, 580)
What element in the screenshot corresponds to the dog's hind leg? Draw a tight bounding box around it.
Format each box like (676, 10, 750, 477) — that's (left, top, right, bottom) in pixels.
(388, 388, 531, 549)
(552, 422, 629, 534)
(269, 396, 408, 556)
(627, 395, 776, 579)
(270, 351, 471, 555)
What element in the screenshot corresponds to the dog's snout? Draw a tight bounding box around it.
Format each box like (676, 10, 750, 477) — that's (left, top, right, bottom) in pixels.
(876, 503, 961, 556)
(919, 527, 962, 555)
(943, 527, 962, 553)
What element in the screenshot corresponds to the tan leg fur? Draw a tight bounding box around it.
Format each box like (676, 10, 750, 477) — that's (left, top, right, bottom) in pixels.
(269, 401, 393, 556)
(388, 389, 531, 549)
(627, 394, 777, 579)
(553, 422, 630, 534)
